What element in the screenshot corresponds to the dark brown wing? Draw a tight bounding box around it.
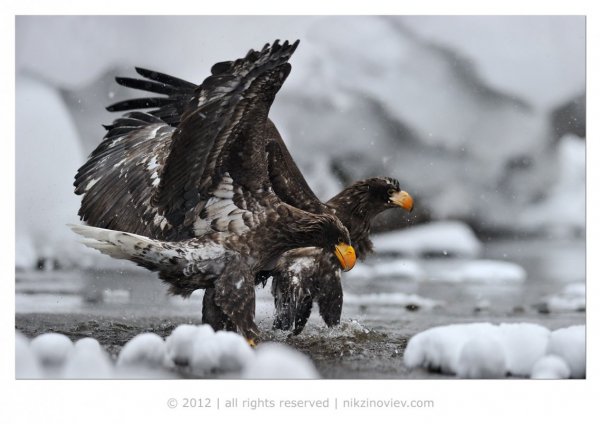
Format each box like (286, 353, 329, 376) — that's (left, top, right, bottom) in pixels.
(75, 40, 300, 241)
(74, 113, 175, 237)
(107, 57, 329, 219)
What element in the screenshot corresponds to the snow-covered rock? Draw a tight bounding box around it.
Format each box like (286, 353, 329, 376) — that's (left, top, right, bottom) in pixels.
(404, 322, 583, 378)
(117, 333, 171, 369)
(15, 74, 87, 270)
(371, 221, 482, 258)
(547, 325, 585, 378)
(62, 337, 113, 378)
(519, 135, 585, 236)
(456, 335, 507, 378)
(531, 355, 571, 379)
(190, 331, 253, 376)
(15, 332, 43, 379)
(29, 333, 74, 368)
(241, 343, 319, 379)
(538, 282, 585, 313)
(16, 329, 320, 379)
(496, 323, 550, 376)
(404, 323, 497, 374)
(165, 324, 215, 366)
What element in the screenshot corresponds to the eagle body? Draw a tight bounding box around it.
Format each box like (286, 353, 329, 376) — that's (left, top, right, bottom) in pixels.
(72, 40, 357, 342)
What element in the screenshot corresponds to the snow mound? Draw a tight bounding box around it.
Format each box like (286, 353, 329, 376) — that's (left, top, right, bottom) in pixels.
(519, 135, 585, 236)
(241, 343, 319, 379)
(16, 332, 43, 379)
(538, 282, 585, 313)
(547, 325, 585, 378)
(30, 333, 74, 368)
(371, 221, 482, 258)
(117, 333, 171, 369)
(17, 327, 319, 379)
(15, 74, 87, 270)
(531, 355, 571, 379)
(404, 322, 584, 378)
(165, 324, 215, 366)
(190, 331, 254, 376)
(63, 337, 113, 379)
(456, 335, 507, 378)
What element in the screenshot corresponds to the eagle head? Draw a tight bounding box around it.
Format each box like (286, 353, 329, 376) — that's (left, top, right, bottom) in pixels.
(319, 215, 356, 272)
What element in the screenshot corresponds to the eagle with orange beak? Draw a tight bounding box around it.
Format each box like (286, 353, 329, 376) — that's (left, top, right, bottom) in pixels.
(268, 176, 413, 334)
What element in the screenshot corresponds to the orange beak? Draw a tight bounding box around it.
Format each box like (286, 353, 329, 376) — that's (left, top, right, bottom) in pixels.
(334, 242, 356, 272)
(390, 190, 414, 212)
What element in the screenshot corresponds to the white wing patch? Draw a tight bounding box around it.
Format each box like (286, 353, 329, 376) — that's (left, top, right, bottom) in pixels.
(193, 173, 250, 236)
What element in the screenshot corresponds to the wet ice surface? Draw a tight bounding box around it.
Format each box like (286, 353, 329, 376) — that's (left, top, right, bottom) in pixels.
(15, 238, 585, 379)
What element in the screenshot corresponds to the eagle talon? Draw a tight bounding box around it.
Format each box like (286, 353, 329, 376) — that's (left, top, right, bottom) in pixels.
(247, 338, 258, 348)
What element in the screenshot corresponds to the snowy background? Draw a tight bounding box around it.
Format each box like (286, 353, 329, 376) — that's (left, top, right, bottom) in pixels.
(15, 16, 585, 379)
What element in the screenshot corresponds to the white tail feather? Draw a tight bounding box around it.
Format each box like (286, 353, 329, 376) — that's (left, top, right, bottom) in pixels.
(68, 224, 160, 261)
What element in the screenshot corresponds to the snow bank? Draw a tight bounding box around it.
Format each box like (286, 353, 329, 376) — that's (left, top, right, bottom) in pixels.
(16, 74, 87, 269)
(537, 282, 586, 313)
(519, 135, 585, 236)
(404, 322, 585, 378)
(371, 221, 482, 258)
(547, 325, 585, 378)
(16, 332, 43, 379)
(531, 355, 571, 379)
(16, 325, 320, 379)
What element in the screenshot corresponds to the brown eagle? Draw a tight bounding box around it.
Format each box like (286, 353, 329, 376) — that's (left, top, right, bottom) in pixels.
(71, 40, 357, 343)
(267, 176, 414, 335)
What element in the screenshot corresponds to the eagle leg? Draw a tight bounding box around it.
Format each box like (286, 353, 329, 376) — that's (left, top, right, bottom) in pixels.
(202, 287, 237, 332)
(292, 294, 313, 335)
(212, 256, 261, 343)
(271, 272, 295, 331)
(316, 274, 343, 327)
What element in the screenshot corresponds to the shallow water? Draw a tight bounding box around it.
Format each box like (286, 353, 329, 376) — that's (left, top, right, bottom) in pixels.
(15, 238, 585, 378)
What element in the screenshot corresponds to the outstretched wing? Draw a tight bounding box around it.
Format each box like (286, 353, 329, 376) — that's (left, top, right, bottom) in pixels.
(106, 54, 329, 218)
(74, 113, 175, 237)
(75, 40, 300, 240)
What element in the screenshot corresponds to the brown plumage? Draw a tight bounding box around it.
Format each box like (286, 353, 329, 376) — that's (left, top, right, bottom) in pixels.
(71, 40, 356, 343)
(269, 177, 414, 334)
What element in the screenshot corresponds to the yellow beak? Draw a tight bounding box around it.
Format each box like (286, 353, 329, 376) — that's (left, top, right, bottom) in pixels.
(334, 242, 356, 272)
(390, 190, 414, 212)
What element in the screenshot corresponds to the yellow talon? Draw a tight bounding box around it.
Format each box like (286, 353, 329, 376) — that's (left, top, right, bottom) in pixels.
(247, 338, 257, 348)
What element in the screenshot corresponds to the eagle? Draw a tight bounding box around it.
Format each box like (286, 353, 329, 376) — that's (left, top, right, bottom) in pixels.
(267, 176, 414, 335)
(71, 40, 357, 344)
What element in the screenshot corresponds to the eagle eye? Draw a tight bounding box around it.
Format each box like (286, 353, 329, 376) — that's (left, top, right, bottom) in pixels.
(387, 188, 395, 196)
